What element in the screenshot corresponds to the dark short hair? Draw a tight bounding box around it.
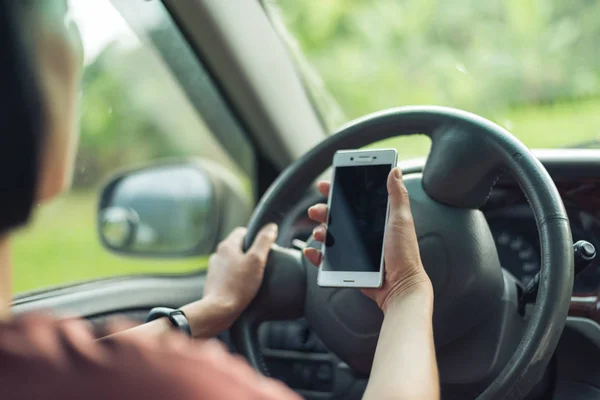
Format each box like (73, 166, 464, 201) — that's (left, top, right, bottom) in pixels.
(0, 0, 44, 234)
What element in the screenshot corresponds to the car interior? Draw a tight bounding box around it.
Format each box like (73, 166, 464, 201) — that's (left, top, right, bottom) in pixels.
(10, 1, 600, 399)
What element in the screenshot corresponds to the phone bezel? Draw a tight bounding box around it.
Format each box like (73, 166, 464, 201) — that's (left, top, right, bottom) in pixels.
(317, 148, 398, 288)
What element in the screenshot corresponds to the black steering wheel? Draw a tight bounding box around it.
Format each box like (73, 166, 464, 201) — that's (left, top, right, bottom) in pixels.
(230, 106, 574, 399)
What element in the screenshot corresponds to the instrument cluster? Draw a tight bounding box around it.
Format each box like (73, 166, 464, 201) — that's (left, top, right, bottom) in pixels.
(487, 205, 600, 294)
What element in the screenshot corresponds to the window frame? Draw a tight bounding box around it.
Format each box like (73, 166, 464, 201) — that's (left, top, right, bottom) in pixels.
(110, 0, 256, 178)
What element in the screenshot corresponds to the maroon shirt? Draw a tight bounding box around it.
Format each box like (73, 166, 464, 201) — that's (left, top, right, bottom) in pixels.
(0, 314, 300, 400)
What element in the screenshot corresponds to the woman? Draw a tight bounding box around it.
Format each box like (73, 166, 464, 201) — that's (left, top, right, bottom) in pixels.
(0, 1, 438, 399)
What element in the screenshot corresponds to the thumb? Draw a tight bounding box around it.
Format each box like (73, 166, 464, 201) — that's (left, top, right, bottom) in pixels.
(388, 167, 411, 216)
(384, 168, 421, 268)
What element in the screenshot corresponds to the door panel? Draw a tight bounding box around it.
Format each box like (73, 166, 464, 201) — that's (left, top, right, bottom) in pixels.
(12, 275, 205, 318)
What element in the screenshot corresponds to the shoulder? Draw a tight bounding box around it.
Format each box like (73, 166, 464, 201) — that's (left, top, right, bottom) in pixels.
(0, 314, 300, 400)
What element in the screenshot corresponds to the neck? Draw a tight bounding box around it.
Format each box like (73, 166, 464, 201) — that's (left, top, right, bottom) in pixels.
(0, 236, 12, 321)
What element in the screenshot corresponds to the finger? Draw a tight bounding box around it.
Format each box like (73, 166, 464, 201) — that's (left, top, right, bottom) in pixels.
(224, 227, 248, 249)
(317, 181, 331, 198)
(247, 223, 278, 265)
(308, 204, 328, 224)
(303, 248, 322, 266)
(312, 224, 326, 242)
(387, 167, 411, 216)
(385, 167, 421, 264)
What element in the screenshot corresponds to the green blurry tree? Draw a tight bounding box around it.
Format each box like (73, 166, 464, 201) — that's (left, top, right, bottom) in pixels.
(74, 24, 239, 190)
(269, 0, 600, 122)
(74, 43, 178, 188)
(73, 0, 600, 187)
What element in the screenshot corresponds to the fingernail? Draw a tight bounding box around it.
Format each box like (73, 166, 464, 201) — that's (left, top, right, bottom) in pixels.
(393, 167, 402, 180)
(303, 248, 321, 264)
(266, 223, 278, 236)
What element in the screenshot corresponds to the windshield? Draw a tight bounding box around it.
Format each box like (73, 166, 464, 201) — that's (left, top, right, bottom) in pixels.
(267, 0, 600, 158)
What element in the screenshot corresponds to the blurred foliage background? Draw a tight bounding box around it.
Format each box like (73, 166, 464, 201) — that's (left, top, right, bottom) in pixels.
(13, 0, 600, 293)
(13, 37, 212, 293)
(268, 0, 600, 156)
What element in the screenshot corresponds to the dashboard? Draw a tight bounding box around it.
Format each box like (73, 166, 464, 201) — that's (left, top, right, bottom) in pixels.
(484, 200, 600, 294)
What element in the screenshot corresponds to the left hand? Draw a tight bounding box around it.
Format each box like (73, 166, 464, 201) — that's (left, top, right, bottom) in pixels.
(201, 224, 278, 319)
(304, 168, 432, 312)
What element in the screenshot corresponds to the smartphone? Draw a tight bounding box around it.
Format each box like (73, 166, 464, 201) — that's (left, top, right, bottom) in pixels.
(317, 148, 398, 288)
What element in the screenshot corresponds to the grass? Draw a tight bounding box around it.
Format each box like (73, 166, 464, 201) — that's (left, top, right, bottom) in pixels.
(12, 190, 206, 294)
(11, 97, 600, 295)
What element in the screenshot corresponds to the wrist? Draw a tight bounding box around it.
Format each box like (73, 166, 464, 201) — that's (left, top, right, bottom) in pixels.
(181, 296, 240, 339)
(381, 277, 434, 315)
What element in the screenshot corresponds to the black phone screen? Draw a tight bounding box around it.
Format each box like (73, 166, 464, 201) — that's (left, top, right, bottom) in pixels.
(322, 164, 391, 272)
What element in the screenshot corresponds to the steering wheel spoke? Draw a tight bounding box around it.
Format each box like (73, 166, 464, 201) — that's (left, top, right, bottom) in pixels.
(238, 245, 306, 324)
(424, 123, 505, 208)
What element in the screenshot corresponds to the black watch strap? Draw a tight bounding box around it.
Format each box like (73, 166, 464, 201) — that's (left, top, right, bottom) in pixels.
(146, 307, 192, 338)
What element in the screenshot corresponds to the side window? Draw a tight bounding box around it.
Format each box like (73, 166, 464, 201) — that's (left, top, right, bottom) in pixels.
(13, 0, 253, 293)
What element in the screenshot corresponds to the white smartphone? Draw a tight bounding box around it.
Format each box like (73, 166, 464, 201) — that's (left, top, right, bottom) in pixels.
(317, 148, 398, 288)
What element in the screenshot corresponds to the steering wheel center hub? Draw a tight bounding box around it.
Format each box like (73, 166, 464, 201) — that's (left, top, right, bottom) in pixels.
(305, 174, 506, 377)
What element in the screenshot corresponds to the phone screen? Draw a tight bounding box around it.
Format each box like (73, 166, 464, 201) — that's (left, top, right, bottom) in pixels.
(322, 164, 391, 272)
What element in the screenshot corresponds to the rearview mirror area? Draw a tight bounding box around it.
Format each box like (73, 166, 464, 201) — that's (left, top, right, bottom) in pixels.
(98, 160, 252, 258)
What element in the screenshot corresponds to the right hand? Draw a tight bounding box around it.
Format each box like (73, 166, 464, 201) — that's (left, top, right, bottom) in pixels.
(304, 167, 432, 312)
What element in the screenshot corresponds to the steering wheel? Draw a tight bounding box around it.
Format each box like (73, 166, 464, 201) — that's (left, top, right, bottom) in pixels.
(230, 106, 574, 399)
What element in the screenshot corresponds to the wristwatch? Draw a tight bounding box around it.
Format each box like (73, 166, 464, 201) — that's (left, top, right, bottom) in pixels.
(146, 307, 192, 338)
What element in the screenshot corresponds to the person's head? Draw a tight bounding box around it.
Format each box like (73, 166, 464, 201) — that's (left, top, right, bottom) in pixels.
(0, 0, 83, 234)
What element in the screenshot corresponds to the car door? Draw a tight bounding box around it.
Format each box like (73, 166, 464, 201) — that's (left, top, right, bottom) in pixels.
(11, 0, 258, 325)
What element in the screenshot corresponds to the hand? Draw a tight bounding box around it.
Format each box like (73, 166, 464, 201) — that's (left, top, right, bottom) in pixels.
(181, 224, 278, 337)
(304, 167, 432, 312)
(202, 224, 278, 314)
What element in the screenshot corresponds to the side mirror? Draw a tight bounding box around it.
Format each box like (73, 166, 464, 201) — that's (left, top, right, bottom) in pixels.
(98, 160, 252, 258)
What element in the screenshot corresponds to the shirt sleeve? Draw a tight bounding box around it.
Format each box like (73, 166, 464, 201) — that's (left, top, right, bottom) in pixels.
(0, 314, 301, 400)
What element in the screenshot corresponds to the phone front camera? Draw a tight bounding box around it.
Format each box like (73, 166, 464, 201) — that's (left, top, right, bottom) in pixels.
(350, 157, 354, 160)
